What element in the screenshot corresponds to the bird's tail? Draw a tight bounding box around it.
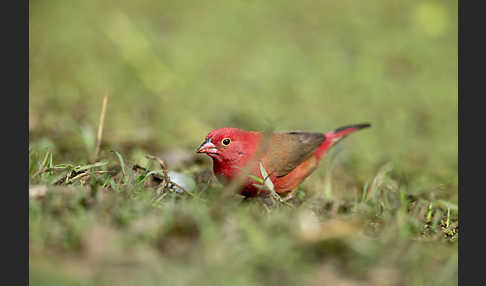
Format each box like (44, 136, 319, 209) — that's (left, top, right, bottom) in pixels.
(315, 123, 371, 160)
(328, 123, 371, 143)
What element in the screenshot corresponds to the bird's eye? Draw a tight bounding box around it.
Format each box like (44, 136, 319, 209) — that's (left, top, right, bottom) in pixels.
(221, 138, 231, 146)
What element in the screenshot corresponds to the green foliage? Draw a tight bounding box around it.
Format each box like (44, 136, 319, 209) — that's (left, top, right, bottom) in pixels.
(29, 151, 457, 286)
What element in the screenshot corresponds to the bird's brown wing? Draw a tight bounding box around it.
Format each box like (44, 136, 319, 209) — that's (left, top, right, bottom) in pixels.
(260, 131, 326, 177)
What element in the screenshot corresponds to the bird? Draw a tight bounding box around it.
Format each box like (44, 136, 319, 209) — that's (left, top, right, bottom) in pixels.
(196, 123, 370, 199)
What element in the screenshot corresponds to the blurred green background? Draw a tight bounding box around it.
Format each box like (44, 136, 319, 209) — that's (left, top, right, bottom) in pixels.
(30, 0, 457, 185)
(29, 0, 457, 285)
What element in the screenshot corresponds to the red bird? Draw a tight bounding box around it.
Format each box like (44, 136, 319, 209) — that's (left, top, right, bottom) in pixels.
(196, 124, 370, 199)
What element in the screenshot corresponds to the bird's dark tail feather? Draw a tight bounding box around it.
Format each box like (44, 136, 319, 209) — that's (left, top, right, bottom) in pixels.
(330, 123, 371, 142)
(314, 123, 371, 161)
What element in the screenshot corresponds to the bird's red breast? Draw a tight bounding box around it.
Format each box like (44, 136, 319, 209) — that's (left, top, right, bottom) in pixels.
(196, 124, 370, 197)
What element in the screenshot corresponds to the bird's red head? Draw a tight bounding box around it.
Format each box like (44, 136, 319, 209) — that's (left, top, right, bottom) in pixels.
(196, 127, 260, 164)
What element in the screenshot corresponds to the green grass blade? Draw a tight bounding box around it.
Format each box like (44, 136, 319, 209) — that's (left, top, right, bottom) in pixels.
(112, 151, 126, 178)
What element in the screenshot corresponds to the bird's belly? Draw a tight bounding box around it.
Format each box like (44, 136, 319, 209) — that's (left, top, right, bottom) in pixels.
(214, 156, 319, 197)
(241, 156, 319, 197)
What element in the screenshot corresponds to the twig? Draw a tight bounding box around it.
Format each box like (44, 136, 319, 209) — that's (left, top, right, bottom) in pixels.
(145, 154, 193, 196)
(170, 181, 194, 197)
(145, 155, 169, 181)
(33, 149, 50, 178)
(40, 166, 69, 174)
(132, 164, 147, 172)
(68, 170, 111, 184)
(94, 94, 109, 161)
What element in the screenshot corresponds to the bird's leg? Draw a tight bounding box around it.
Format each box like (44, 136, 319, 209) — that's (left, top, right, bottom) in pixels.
(269, 190, 283, 203)
(281, 190, 297, 202)
(268, 191, 295, 208)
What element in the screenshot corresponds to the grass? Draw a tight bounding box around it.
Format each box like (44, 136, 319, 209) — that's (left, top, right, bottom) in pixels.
(29, 0, 457, 285)
(29, 148, 457, 286)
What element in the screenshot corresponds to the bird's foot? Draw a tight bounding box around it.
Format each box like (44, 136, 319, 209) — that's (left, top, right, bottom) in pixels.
(281, 190, 297, 202)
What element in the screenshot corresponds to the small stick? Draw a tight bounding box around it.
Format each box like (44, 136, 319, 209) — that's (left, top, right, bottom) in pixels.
(68, 170, 111, 184)
(145, 155, 169, 181)
(33, 149, 50, 178)
(170, 181, 194, 197)
(39, 166, 71, 174)
(94, 94, 109, 162)
(145, 154, 194, 197)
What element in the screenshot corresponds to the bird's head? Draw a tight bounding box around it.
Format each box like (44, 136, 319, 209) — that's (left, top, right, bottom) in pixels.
(196, 127, 257, 163)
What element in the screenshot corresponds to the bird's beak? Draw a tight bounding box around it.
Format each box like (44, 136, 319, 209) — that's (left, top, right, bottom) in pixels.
(196, 138, 218, 154)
